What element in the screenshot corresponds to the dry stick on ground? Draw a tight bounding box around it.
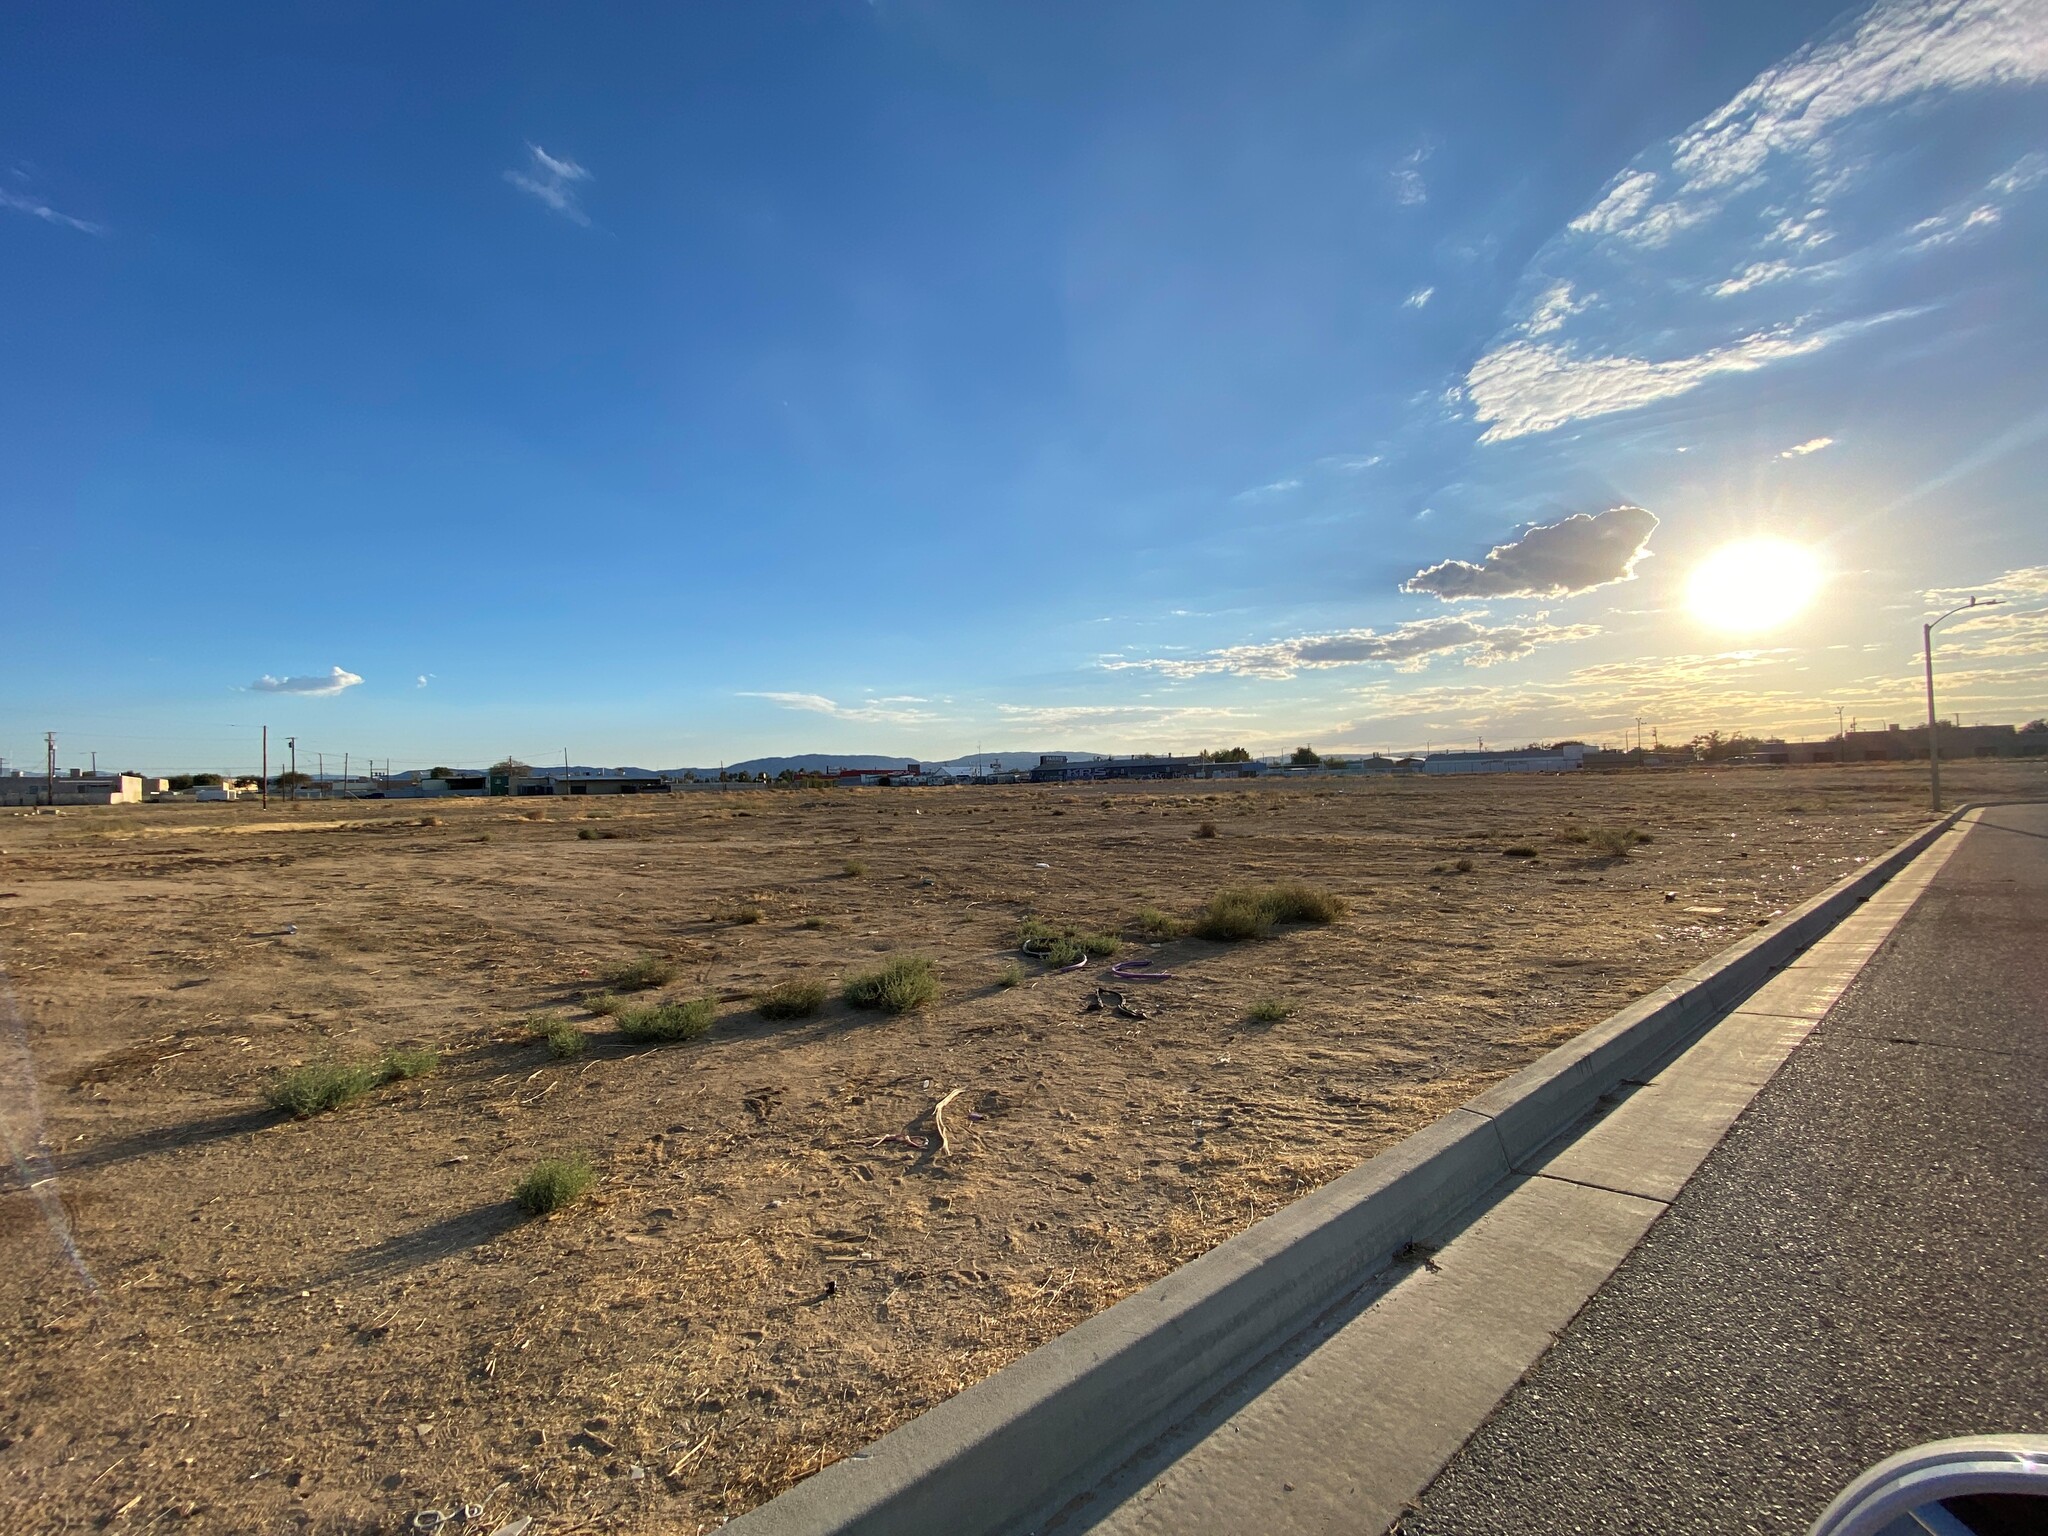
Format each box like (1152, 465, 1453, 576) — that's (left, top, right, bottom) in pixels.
(931, 1087, 964, 1157)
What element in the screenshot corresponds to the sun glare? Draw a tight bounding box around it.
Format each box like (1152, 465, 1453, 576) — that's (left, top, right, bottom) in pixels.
(1685, 537, 1824, 634)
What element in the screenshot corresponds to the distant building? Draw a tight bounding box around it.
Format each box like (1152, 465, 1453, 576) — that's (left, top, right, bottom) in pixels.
(0, 770, 145, 806)
(501, 767, 672, 797)
(1421, 744, 1587, 776)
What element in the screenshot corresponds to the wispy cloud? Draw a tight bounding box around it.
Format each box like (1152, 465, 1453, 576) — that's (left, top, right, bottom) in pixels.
(1104, 614, 1600, 680)
(1403, 286, 1434, 310)
(993, 702, 1254, 732)
(416, 674, 432, 688)
(505, 142, 592, 225)
(740, 691, 947, 726)
(1779, 436, 1835, 457)
(247, 666, 363, 698)
(1467, 324, 1834, 442)
(1402, 505, 1659, 601)
(1234, 477, 1302, 502)
(1, 182, 103, 235)
(1391, 144, 1431, 206)
(1463, 0, 2048, 443)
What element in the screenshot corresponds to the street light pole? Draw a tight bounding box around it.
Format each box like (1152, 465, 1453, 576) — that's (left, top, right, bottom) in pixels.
(1923, 595, 2002, 813)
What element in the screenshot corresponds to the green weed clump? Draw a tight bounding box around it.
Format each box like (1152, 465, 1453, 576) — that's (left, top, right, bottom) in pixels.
(841, 858, 869, 878)
(1131, 906, 1187, 942)
(1245, 997, 1294, 1024)
(994, 960, 1025, 989)
(615, 997, 718, 1043)
(609, 954, 678, 991)
(265, 1061, 379, 1117)
(376, 1048, 438, 1082)
(842, 955, 940, 1013)
(1190, 881, 1347, 942)
(756, 978, 828, 1020)
(1194, 821, 1219, 839)
(515, 1155, 596, 1216)
(583, 990, 624, 1017)
(528, 1015, 585, 1058)
(1504, 844, 1539, 858)
(1018, 917, 1120, 966)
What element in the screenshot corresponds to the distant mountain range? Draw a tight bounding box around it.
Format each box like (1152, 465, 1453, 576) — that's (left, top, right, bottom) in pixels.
(663, 750, 1110, 778)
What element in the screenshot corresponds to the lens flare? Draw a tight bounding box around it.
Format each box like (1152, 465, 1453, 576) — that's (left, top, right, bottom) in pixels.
(1685, 537, 1824, 634)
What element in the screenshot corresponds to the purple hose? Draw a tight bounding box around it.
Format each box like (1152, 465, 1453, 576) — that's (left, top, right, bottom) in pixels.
(1111, 959, 1174, 981)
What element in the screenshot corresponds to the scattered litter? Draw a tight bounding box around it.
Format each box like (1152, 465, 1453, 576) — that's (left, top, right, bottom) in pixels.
(1685, 906, 1726, 915)
(931, 1087, 964, 1156)
(489, 1521, 532, 1536)
(1081, 988, 1148, 1021)
(1395, 1240, 1443, 1273)
(1663, 891, 1678, 902)
(861, 1131, 929, 1151)
(1110, 959, 1174, 982)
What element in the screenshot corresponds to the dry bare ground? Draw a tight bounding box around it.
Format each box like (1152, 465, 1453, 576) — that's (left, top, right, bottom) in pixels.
(1, 762, 2039, 1533)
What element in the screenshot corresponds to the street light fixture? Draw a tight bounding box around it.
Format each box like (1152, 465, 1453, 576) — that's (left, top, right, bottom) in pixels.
(1923, 595, 2002, 813)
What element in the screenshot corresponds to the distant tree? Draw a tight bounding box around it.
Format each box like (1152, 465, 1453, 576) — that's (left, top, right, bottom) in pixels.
(1290, 745, 1321, 766)
(429, 766, 454, 780)
(1323, 756, 1348, 769)
(191, 773, 223, 788)
(274, 771, 313, 788)
(2023, 719, 2047, 733)
(168, 775, 195, 792)
(490, 758, 530, 775)
(1206, 746, 1253, 763)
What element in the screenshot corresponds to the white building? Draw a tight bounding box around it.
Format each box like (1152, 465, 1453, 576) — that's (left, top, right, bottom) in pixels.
(0, 770, 146, 806)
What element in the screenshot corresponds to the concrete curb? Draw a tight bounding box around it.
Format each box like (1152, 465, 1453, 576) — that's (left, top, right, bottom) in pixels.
(726, 811, 1967, 1536)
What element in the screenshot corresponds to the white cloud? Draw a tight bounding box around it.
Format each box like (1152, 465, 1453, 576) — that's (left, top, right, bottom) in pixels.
(740, 691, 946, 726)
(0, 184, 103, 235)
(505, 142, 592, 225)
(993, 702, 1254, 732)
(1402, 505, 1659, 601)
(1779, 436, 1835, 457)
(1391, 145, 1431, 206)
(1711, 259, 1799, 296)
(1670, 0, 2048, 204)
(248, 666, 363, 698)
(1235, 477, 1302, 501)
(416, 674, 432, 688)
(1569, 169, 1660, 237)
(1403, 286, 1434, 310)
(1467, 325, 1832, 442)
(1104, 615, 1600, 680)
(1523, 279, 1589, 336)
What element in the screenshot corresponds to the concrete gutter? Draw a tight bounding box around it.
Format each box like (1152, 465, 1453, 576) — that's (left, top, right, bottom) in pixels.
(726, 811, 1965, 1536)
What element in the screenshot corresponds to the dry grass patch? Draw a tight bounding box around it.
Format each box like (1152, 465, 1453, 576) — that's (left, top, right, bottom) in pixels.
(1190, 881, 1346, 941)
(615, 997, 718, 1043)
(514, 1155, 596, 1217)
(842, 955, 939, 1013)
(608, 953, 678, 991)
(755, 978, 828, 1020)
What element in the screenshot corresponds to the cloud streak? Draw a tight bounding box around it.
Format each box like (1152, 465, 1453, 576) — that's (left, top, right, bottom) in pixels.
(0, 184, 103, 235)
(248, 666, 363, 698)
(1105, 615, 1600, 680)
(740, 691, 947, 726)
(505, 143, 592, 225)
(1402, 505, 1658, 601)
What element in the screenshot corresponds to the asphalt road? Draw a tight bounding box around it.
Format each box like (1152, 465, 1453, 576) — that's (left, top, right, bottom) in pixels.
(1394, 803, 2048, 1536)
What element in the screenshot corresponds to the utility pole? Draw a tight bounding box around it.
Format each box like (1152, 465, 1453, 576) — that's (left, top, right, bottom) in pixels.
(90, 750, 97, 775)
(343, 752, 349, 798)
(261, 725, 269, 809)
(287, 737, 298, 802)
(1924, 595, 2001, 813)
(45, 731, 56, 809)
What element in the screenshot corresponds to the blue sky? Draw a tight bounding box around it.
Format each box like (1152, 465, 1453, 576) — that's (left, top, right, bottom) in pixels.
(5, 0, 2045, 773)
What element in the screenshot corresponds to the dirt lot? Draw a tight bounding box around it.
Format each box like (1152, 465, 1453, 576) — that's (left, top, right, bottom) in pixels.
(0, 761, 2039, 1534)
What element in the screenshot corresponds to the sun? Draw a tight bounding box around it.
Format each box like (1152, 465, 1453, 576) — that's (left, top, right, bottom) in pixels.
(1685, 537, 1825, 634)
